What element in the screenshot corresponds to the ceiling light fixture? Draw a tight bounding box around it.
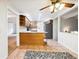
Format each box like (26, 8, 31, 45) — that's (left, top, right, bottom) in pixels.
(40, 0, 75, 13)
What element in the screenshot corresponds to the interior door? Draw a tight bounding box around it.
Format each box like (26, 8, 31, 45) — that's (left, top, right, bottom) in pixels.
(45, 20, 53, 39)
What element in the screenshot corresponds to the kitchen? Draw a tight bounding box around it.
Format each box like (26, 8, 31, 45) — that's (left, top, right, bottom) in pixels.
(19, 15, 47, 45)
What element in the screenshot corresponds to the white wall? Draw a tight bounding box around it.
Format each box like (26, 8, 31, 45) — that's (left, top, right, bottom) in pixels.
(8, 17, 17, 35)
(8, 7, 20, 46)
(16, 15, 20, 46)
(37, 22, 44, 32)
(8, 23, 16, 34)
(60, 16, 78, 32)
(53, 18, 58, 41)
(0, 0, 8, 59)
(58, 16, 78, 54)
(58, 32, 78, 53)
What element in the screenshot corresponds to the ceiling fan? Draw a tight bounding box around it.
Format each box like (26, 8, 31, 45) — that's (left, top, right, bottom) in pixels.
(40, 0, 75, 13)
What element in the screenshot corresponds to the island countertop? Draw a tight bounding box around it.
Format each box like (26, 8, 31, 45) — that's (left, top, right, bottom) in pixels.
(20, 31, 47, 33)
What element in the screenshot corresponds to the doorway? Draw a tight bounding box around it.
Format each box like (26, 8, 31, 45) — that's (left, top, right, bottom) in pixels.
(8, 9, 17, 55)
(44, 20, 53, 39)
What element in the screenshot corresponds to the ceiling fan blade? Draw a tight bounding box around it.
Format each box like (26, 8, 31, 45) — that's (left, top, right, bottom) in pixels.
(50, 0, 61, 4)
(64, 3, 75, 8)
(59, 0, 75, 7)
(51, 4, 56, 13)
(40, 5, 52, 11)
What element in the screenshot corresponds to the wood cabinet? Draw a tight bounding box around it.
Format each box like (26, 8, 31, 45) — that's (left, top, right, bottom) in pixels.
(19, 15, 37, 28)
(19, 15, 31, 27)
(20, 15, 26, 26)
(20, 33, 45, 45)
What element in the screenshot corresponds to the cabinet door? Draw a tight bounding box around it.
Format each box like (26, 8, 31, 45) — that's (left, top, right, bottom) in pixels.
(20, 15, 25, 26)
(45, 23, 53, 39)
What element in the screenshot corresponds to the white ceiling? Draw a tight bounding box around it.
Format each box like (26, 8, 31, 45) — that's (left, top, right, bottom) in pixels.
(8, 0, 78, 21)
(61, 6, 78, 19)
(8, 0, 52, 21)
(8, 0, 51, 14)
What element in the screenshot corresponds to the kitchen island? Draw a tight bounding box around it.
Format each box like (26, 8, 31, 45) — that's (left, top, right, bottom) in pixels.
(20, 32, 46, 45)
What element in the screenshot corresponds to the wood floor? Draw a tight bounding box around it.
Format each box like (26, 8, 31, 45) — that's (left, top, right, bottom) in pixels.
(8, 36, 17, 55)
(7, 41, 78, 59)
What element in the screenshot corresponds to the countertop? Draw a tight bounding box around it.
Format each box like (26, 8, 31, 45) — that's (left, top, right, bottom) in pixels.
(20, 31, 47, 33)
(8, 34, 17, 37)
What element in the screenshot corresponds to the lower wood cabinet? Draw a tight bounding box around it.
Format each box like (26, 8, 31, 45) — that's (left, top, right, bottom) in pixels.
(20, 33, 45, 46)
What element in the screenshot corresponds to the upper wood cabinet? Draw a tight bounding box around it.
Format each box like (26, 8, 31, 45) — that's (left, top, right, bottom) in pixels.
(19, 15, 26, 26)
(19, 15, 37, 28)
